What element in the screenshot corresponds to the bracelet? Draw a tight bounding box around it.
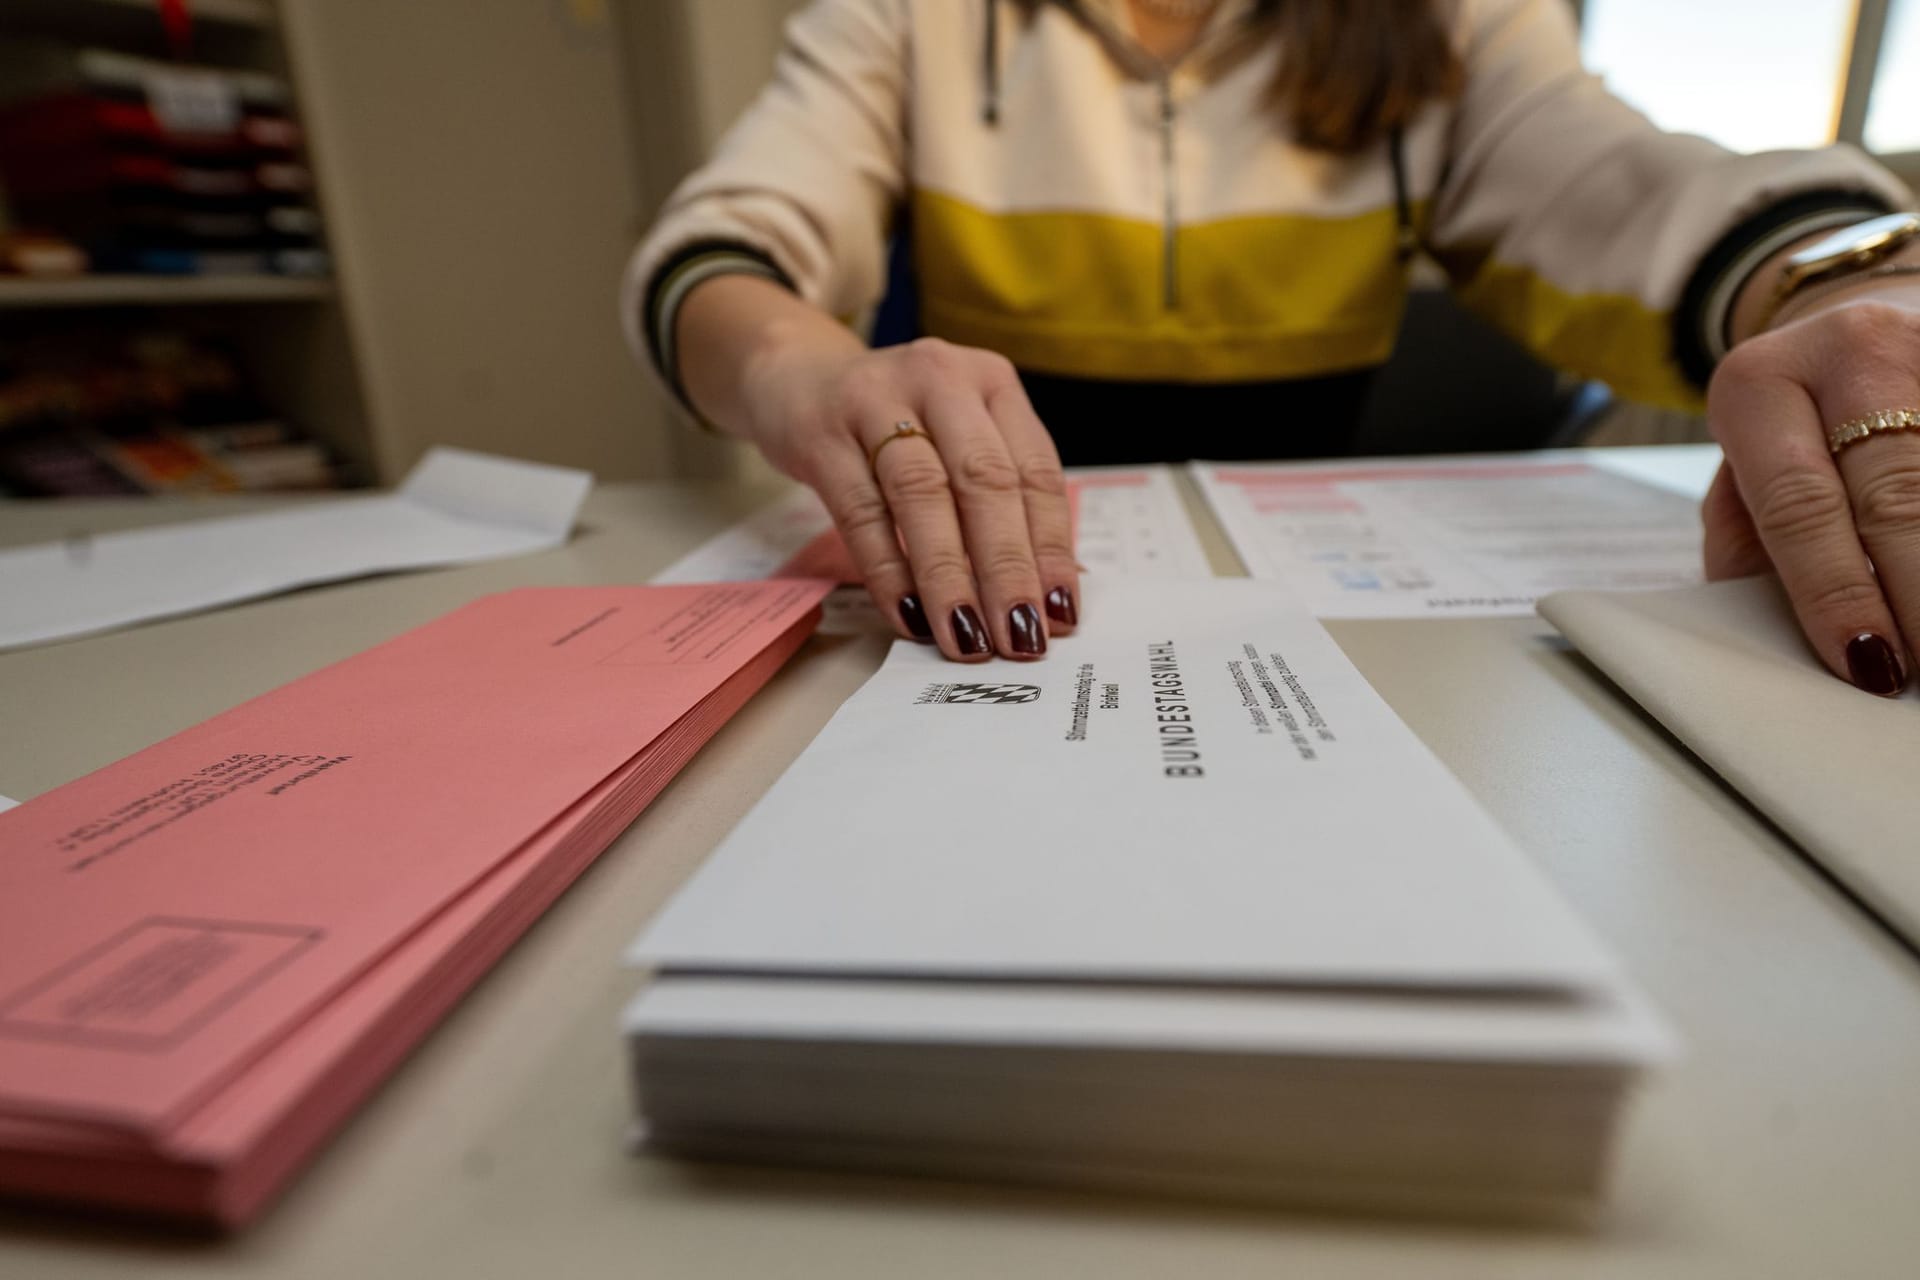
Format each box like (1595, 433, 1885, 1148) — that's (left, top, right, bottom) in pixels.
(1705, 207, 1877, 363)
(1761, 261, 1920, 332)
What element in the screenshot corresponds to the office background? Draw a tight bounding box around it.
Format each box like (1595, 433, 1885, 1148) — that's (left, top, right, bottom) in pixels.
(0, 0, 1914, 493)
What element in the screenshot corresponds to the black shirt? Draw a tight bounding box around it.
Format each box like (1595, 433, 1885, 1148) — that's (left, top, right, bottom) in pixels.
(1020, 369, 1373, 466)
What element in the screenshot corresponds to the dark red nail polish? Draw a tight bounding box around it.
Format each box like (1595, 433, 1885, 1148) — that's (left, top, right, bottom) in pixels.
(951, 605, 991, 655)
(1045, 586, 1077, 627)
(1846, 632, 1906, 696)
(899, 594, 932, 640)
(1009, 603, 1046, 656)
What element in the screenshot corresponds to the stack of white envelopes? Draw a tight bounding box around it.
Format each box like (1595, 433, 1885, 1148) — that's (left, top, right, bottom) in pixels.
(625, 580, 1672, 1219)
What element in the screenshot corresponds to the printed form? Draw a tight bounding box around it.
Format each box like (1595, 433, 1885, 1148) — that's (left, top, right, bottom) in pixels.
(1069, 466, 1214, 578)
(1192, 450, 1710, 619)
(655, 465, 1211, 586)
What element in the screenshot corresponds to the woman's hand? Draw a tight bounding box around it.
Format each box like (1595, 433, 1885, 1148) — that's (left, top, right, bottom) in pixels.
(677, 274, 1078, 663)
(1704, 283, 1920, 696)
(745, 335, 1078, 662)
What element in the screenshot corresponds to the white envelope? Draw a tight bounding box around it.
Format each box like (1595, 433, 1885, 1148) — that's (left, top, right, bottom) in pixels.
(1541, 575, 1920, 949)
(631, 580, 1622, 993)
(0, 447, 592, 650)
(629, 974, 1672, 1065)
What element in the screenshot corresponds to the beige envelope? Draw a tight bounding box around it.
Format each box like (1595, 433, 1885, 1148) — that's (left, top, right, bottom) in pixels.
(1540, 577, 1920, 944)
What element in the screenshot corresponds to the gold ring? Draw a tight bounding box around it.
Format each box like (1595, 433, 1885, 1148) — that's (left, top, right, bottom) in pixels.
(868, 419, 933, 469)
(1830, 407, 1920, 455)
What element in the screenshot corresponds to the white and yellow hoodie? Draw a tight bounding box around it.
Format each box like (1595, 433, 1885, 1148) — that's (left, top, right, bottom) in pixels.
(626, 0, 1910, 418)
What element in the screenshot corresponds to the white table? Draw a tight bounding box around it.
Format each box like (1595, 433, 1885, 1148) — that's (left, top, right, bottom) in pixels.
(3, 451, 1918, 1279)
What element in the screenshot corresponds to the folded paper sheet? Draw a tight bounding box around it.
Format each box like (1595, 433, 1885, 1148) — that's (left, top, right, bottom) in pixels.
(0, 447, 593, 650)
(0, 580, 830, 1223)
(1541, 576, 1920, 947)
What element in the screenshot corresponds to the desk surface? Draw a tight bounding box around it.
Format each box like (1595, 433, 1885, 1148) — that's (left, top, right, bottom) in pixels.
(3, 466, 1919, 1279)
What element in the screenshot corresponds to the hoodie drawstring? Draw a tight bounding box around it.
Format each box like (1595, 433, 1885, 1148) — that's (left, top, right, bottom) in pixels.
(983, 1, 1002, 125)
(1389, 126, 1419, 265)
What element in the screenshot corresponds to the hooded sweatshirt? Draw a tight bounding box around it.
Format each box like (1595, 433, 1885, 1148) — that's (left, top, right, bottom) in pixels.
(626, 0, 1910, 441)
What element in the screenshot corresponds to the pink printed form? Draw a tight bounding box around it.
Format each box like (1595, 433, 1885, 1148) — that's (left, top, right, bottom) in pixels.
(0, 581, 832, 1134)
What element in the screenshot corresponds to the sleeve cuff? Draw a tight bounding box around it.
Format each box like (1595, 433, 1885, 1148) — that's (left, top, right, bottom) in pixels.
(1675, 190, 1896, 388)
(643, 242, 796, 425)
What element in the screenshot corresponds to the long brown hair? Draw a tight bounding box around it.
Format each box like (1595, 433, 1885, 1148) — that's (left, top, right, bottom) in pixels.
(1269, 0, 1463, 152)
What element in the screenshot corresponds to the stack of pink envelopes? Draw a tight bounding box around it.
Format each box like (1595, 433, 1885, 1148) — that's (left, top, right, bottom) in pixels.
(0, 581, 831, 1226)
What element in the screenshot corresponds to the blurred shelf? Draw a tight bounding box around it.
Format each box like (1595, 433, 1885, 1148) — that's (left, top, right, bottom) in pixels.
(0, 275, 332, 308)
(97, 0, 275, 23)
(0, 0, 276, 31)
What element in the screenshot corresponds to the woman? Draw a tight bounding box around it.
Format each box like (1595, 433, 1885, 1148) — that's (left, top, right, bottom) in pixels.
(626, 0, 1920, 696)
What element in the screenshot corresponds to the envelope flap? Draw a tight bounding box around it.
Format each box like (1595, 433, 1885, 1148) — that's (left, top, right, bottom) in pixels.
(1541, 577, 1920, 946)
(631, 581, 1623, 995)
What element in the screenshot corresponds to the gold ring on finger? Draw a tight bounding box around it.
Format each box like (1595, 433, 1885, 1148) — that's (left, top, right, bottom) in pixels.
(868, 419, 933, 470)
(1829, 407, 1920, 456)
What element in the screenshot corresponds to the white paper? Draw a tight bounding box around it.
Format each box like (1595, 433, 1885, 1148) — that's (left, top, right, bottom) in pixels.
(628, 974, 1672, 1065)
(1192, 450, 1708, 619)
(652, 465, 1211, 585)
(0, 796, 16, 814)
(1542, 576, 1920, 951)
(144, 70, 240, 135)
(1062, 465, 1213, 578)
(651, 487, 834, 586)
(631, 579, 1621, 992)
(0, 448, 592, 650)
(1586, 443, 1722, 499)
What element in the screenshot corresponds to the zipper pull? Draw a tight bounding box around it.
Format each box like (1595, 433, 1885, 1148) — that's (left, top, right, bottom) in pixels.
(1157, 79, 1178, 312)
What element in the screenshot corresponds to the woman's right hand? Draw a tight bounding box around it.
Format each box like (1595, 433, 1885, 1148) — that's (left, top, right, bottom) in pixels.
(738, 332, 1079, 663)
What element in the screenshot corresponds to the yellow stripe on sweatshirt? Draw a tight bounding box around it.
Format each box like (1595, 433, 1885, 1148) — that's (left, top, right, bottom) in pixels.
(1453, 261, 1704, 412)
(910, 189, 1410, 382)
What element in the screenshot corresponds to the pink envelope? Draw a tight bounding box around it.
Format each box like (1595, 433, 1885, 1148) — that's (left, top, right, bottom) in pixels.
(0, 593, 817, 1223)
(0, 582, 832, 1183)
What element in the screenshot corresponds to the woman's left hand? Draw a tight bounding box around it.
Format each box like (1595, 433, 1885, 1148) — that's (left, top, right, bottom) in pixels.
(1703, 285, 1920, 696)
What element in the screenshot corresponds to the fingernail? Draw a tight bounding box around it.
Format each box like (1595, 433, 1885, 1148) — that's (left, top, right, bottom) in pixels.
(1846, 632, 1906, 696)
(1045, 586, 1077, 627)
(898, 594, 932, 640)
(951, 605, 992, 655)
(1009, 603, 1046, 656)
